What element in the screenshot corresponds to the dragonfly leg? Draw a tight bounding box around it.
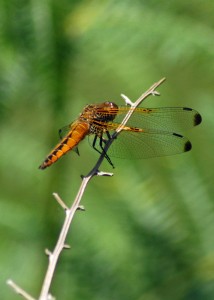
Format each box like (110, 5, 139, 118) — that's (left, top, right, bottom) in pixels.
(100, 133, 115, 168)
(106, 130, 112, 140)
(92, 134, 115, 168)
(92, 135, 102, 155)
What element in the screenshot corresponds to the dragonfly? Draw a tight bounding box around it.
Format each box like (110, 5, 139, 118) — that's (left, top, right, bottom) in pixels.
(39, 101, 202, 170)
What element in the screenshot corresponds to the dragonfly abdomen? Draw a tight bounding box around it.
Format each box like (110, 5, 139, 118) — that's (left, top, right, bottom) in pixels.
(39, 122, 89, 170)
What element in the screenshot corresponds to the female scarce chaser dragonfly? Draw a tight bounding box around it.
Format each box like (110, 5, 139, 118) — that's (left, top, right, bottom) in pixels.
(39, 101, 202, 170)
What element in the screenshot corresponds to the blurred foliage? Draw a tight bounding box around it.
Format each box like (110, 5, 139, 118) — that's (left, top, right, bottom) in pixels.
(0, 0, 213, 299)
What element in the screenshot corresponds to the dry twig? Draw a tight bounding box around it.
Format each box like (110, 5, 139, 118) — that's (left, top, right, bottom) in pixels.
(7, 78, 165, 300)
(7, 280, 35, 300)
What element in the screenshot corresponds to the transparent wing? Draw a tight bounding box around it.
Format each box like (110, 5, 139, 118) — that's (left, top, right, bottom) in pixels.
(58, 120, 76, 139)
(58, 125, 70, 139)
(89, 129, 191, 159)
(114, 106, 202, 132)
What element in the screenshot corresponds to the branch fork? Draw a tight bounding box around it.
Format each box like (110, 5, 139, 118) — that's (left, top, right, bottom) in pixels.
(7, 78, 165, 300)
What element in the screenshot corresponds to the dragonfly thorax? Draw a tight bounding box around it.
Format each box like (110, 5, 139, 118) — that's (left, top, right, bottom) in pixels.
(80, 101, 118, 123)
(93, 101, 119, 122)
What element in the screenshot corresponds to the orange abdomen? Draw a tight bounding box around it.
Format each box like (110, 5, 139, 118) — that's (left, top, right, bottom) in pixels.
(39, 122, 89, 170)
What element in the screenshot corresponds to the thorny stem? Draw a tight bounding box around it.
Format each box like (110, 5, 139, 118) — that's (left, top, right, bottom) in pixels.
(7, 78, 165, 300)
(39, 177, 91, 300)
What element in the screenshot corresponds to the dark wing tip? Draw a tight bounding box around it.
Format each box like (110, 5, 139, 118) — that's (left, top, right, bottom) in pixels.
(184, 140, 192, 152)
(183, 108, 202, 126)
(194, 113, 202, 126)
(172, 133, 192, 152)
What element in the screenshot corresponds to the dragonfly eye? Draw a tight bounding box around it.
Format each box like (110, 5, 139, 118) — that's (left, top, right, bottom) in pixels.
(104, 101, 118, 110)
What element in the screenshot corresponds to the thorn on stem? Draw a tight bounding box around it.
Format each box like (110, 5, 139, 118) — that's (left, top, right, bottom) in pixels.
(96, 171, 114, 177)
(45, 249, 52, 256)
(77, 205, 85, 211)
(151, 90, 160, 96)
(120, 94, 134, 106)
(63, 244, 71, 250)
(47, 293, 56, 300)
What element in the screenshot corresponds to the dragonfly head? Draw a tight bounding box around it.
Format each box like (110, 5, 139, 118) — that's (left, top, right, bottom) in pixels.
(94, 101, 118, 122)
(103, 101, 118, 110)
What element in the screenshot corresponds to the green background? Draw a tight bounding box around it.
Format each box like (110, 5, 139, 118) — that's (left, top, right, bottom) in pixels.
(0, 0, 213, 299)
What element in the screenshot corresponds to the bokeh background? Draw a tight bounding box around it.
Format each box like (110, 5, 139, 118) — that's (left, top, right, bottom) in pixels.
(1, 0, 213, 299)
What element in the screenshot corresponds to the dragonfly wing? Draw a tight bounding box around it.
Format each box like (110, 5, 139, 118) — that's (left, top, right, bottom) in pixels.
(90, 130, 191, 159)
(58, 120, 78, 139)
(115, 107, 202, 132)
(58, 125, 71, 139)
